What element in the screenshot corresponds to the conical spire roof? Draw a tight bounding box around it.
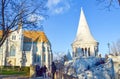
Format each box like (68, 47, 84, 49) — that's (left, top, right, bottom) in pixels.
(74, 8, 97, 43)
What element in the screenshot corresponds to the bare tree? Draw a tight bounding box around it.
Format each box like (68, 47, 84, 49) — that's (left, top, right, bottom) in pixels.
(111, 39, 120, 56)
(0, 0, 48, 47)
(96, 0, 120, 9)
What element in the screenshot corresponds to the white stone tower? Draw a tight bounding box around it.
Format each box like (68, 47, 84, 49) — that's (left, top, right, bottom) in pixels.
(11, 21, 23, 66)
(72, 8, 99, 58)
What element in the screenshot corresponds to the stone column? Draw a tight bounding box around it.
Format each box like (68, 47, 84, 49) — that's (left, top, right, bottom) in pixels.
(86, 48, 88, 57)
(83, 48, 85, 56)
(85, 48, 87, 57)
(45, 47, 49, 69)
(49, 50, 53, 71)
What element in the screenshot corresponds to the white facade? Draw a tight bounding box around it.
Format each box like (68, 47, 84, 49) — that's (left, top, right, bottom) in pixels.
(72, 8, 99, 58)
(0, 27, 53, 70)
(108, 55, 120, 79)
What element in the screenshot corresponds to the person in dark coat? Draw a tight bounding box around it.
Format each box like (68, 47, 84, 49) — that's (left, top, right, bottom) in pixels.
(39, 67, 43, 76)
(35, 65, 40, 77)
(43, 65, 47, 78)
(51, 62, 56, 79)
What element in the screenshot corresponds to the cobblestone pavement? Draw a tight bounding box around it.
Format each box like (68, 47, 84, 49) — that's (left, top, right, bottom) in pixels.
(30, 77, 51, 79)
(0, 75, 51, 79)
(30, 76, 51, 79)
(0, 75, 29, 79)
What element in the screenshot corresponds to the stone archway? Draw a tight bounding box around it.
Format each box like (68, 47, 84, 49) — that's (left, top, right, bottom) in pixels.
(82, 48, 84, 56)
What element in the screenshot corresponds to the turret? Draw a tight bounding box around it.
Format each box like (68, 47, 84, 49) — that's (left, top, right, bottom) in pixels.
(72, 8, 99, 58)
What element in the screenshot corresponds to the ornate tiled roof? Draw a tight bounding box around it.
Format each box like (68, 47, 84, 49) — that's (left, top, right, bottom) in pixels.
(0, 30, 49, 43)
(23, 31, 49, 43)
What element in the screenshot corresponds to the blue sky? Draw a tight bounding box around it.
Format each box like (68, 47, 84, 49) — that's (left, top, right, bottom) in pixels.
(43, 0, 120, 56)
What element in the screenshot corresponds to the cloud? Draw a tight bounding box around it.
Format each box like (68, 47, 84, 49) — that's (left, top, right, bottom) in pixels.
(47, 0, 70, 15)
(47, 0, 61, 8)
(54, 7, 64, 14)
(28, 14, 45, 22)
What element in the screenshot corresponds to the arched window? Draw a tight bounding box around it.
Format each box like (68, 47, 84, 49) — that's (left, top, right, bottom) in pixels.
(85, 48, 87, 56)
(77, 48, 82, 53)
(12, 35, 16, 40)
(10, 45, 16, 56)
(34, 54, 36, 62)
(37, 55, 41, 62)
(88, 48, 90, 56)
(43, 46, 45, 52)
(77, 48, 82, 56)
(44, 54, 46, 62)
(82, 48, 84, 56)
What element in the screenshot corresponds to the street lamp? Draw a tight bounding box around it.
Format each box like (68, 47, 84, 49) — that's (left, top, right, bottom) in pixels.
(107, 43, 110, 54)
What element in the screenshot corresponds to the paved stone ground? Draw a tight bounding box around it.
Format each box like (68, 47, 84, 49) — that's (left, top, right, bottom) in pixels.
(0, 75, 51, 79)
(0, 75, 29, 79)
(30, 77, 51, 79)
(30, 75, 51, 79)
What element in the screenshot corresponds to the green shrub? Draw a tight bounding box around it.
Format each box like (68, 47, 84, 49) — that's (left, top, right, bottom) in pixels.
(0, 66, 30, 76)
(20, 66, 30, 75)
(21, 66, 30, 71)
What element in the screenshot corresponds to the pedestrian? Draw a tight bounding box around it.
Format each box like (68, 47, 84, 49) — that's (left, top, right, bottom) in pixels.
(51, 62, 56, 79)
(39, 66, 43, 76)
(35, 64, 40, 77)
(43, 65, 47, 78)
